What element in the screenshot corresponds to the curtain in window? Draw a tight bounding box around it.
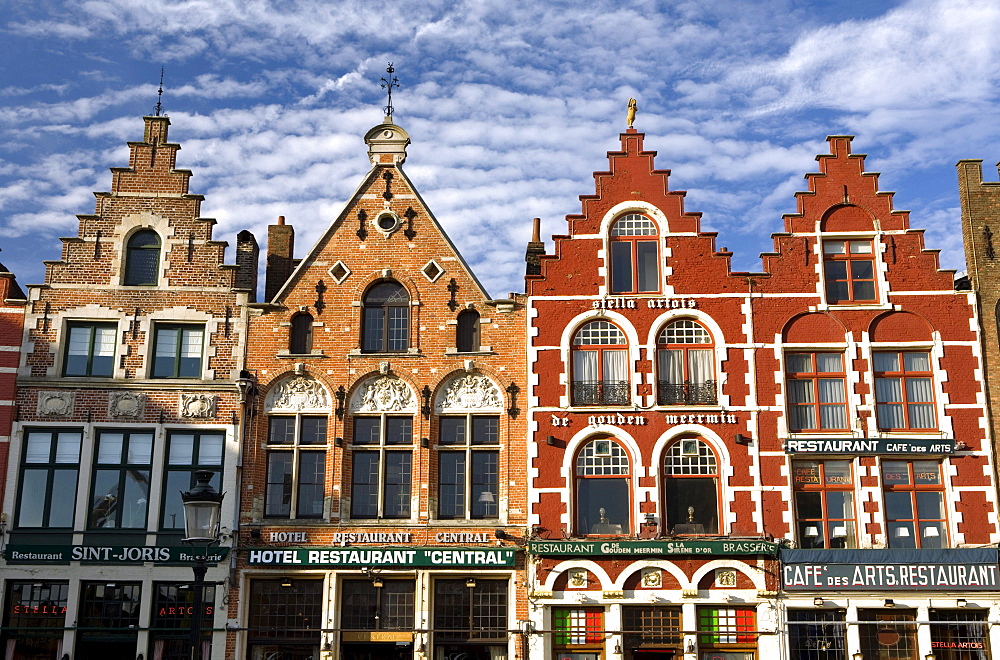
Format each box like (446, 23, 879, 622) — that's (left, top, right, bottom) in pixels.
(658, 350, 683, 384)
(818, 378, 846, 429)
(788, 380, 816, 430)
(907, 378, 935, 427)
(688, 349, 712, 384)
(574, 350, 598, 382)
(603, 349, 627, 382)
(876, 377, 905, 428)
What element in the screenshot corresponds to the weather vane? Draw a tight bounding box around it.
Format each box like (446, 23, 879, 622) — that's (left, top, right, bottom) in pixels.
(153, 67, 165, 117)
(380, 63, 399, 118)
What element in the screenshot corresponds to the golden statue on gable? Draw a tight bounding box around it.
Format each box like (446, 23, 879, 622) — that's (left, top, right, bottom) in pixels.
(627, 97, 637, 128)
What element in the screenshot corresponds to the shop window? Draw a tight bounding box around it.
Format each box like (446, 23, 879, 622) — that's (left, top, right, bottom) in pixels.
(456, 309, 481, 352)
(609, 213, 659, 294)
(341, 579, 415, 631)
(362, 280, 409, 353)
(882, 460, 947, 548)
(571, 320, 629, 406)
(930, 609, 990, 660)
(787, 610, 847, 660)
(823, 239, 876, 303)
(434, 578, 508, 647)
(88, 429, 153, 529)
(351, 415, 412, 519)
(785, 352, 848, 431)
(161, 430, 224, 529)
(575, 438, 630, 535)
(793, 460, 857, 549)
(656, 319, 716, 405)
(247, 579, 322, 658)
(662, 438, 719, 534)
(622, 605, 682, 650)
(152, 324, 204, 378)
(124, 229, 161, 286)
(2, 581, 69, 659)
(15, 429, 81, 529)
(289, 313, 314, 355)
(64, 322, 116, 377)
(149, 582, 215, 660)
(553, 607, 604, 652)
(438, 415, 499, 519)
(858, 609, 917, 660)
(265, 416, 327, 519)
(76, 582, 141, 657)
(874, 351, 936, 430)
(698, 606, 756, 656)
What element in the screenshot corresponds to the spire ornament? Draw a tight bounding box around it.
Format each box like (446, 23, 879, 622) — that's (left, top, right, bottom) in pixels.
(627, 97, 637, 128)
(154, 67, 165, 117)
(380, 63, 400, 119)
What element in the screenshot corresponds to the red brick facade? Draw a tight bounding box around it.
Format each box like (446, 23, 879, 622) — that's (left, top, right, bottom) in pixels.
(525, 129, 1000, 659)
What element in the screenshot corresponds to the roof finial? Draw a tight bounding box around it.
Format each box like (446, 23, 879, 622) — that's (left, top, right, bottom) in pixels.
(153, 67, 165, 117)
(627, 97, 637, 129)
(380, 62, 399, 120)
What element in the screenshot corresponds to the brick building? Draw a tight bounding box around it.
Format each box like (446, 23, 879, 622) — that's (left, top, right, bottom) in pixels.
(0, 115, 252, 659)
(524, 126, 1000, 659)
(0, 264, 26, 515)
(229, 115, 529, 660)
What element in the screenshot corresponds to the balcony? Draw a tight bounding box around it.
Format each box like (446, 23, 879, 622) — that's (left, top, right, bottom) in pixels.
(657, 380, 717, 406)
(572, 380, 630, 406)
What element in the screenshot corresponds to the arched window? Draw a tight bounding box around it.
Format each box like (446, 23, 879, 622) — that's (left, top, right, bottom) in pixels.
(362, 281, 409, 353)
(289, 313, 314, 355)
(609, 214, 659, 294)
(124, 229, 161, 285)
(662, 438, 719, 534)
(456, 309, 480, 353)
(575, 438, 630, 535)
(656, 319, 716, 405)
(572, 320, 629, 406)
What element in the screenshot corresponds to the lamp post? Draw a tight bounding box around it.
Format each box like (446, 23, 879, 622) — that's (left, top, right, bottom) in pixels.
(181, 470, 224, 660)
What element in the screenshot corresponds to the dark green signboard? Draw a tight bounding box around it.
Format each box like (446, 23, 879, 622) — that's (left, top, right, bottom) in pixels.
(784, 438, 955, 455)
(528, 539, 779, 557)
(246, 546, 516, 567)
(5, 545, 230, 565)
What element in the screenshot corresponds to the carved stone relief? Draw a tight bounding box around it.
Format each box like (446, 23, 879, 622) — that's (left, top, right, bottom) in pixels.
(715, 568, 737, 588)
(266, 375, 331, 412)
(37, 391, 74, 417)
(109, 392, 146, 418)
(180, 393, 217, 418)
(436, 374, 502, 412)
(641, 568, 662, 588)
(352, 375, 415, 412)
(568, 568, 588, 588)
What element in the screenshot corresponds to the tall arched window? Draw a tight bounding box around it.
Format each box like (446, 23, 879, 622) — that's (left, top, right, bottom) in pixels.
(289, 313, 314, 355)
(656, 319, 716, 405)
(362, 281, 409, 353)
(662, 438, 719, 534)
(456, 309, 480, 353)
(609, 214, 659, 294)
(124, 229, 161, 285)
(575, 438, 630, 535)
(572, 320, 629, 406)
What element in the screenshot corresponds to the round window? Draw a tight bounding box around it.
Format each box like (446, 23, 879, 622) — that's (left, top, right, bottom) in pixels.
(374, 212, 400, 234)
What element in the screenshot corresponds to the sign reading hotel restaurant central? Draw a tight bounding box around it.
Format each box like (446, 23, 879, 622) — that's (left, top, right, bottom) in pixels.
(528, 539, 779, 557)
(784, 438, 955, 455)
(247, 546, 516, 567)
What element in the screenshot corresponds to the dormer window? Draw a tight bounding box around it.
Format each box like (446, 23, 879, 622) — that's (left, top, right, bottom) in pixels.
(362, 281, 409, 353)
(124, 229, 161, 286)
(289, 313, 314, 355)
(823, 239, 876, 303)
(456, 309, 480, 353)
(609, 214, 659, 294)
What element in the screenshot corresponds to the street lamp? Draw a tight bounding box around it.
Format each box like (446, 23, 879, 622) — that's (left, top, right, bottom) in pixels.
(182, 470, 224, 660)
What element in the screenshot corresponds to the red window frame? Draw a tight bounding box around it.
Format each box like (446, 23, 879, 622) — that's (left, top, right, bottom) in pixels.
(882, 460, 948, 548)
(873, 351, 936, 431)
(574, 438, 632, 536)
(609, 214, 660, 294)
(785, 352, 848, 432)
(571, 321, 629, 406)
(823, 239, 877, 304)
(792, 460, 857, 549)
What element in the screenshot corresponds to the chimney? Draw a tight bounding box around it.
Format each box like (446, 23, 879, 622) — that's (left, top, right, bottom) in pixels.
(525, 217, 546, 278)
(235, 230, 260, 301)
(265, 216, 295, 302)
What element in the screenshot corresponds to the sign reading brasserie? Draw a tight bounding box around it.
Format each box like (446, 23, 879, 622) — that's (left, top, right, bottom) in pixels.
(781, 548, 999, 591)
(5, 545, 230, 564)
(784, 438, 955, 455)
(528, 539, 779, 557)
(247, 546, 515, 567)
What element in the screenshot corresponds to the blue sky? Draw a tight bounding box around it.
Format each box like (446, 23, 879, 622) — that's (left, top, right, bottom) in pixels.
(2, 0, 1000, 298)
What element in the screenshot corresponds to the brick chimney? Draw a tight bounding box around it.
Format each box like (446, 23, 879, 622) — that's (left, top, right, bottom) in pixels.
(235, 230, 259, 301)
(265, 216, 295, 302)
(525, 217, 546, 278)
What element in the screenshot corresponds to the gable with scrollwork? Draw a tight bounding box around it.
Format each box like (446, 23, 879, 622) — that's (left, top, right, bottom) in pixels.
(435, 374, 503, 412)
(350, 375, 417, 413)
(265, 375, 331, 412)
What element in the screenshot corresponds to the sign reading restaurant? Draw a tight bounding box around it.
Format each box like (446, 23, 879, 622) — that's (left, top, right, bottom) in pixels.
(528, 539, 779, 557)
(784, 438, 955, 455)
(5, 545, 231, 564)
(247, 546, 516, 567)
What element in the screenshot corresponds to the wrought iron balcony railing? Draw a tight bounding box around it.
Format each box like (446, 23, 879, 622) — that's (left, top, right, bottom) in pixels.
(657, 380, 717, 406)
(572, 380, 630, 406)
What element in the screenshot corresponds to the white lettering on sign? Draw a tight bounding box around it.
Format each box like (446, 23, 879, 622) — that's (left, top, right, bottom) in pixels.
(435, 532, 489, 543)
(269, 531, 309, 543)
(331, 532, 413, 544)
(587, 413, 647, 427)
(664, 413, 738, 425)
(590, 298, 699, 310)
(551, 415, 570, 427)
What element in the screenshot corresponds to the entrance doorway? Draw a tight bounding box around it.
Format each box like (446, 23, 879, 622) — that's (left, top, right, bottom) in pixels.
(342, 642, 414, 660)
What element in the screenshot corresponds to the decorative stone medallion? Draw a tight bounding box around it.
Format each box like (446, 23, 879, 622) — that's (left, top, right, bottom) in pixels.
(37, 391, 74, 417)
(267, 375, 331, 412)
(436, 374, 502, 412)
(641, 568, 662, 588)
(353, 376, 415, 412)
(715, 568, 737, 588)
(180, 393, 217, 418)
(109, 392, 146, 418)
(568, 568, 588, 588)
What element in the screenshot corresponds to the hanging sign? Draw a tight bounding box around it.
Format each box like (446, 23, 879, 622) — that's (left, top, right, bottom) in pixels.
(246, 546, 516, 567)
(784, 438, 955, 455)
(528, 539, 779, 557)
(5, 545, 230, 565)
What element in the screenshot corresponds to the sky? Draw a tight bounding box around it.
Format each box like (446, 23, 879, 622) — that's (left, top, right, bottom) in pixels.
(2, 0, 1000, 298)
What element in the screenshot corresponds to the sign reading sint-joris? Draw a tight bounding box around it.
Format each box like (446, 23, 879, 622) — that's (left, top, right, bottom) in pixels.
(5, 545, 230, 564)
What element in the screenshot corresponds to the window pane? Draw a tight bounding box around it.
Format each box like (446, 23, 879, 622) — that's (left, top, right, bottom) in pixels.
(795, 491, 823, 520)
(127, 433, 153, 464)
(161, 471, 191, 529)
(874, 352, 899, 371)
(439, 418, 465, 445)
(169, 434, 195, 464)
(913, 461, 941, 485)
(636, 240, 658, 292)
(97, 433, 124, 463)
(296, 452, 326, 518)
(300, 417, 328, 445)
(265, 452, 293, 517)
(577, 477, 629, 534)
(353, 418, 380, 445)
(472, 416, 499, 445)
(24, 433, 51, 463)
(385, 417, 412, 445)
(882, 462, 910, 485)
(610, 241, 634, 294)
(916, 491, 944, 519)
(17, 470, 47, 526)
(49, 468, 78, 527)
(268, 417, 295, 445)
(884, 491, 913, 520)
(198, 434, 224, 464)
(849, 241, 873, 254)
(786, 353, 813, 373)
(363, 308, 384, 352)
(853, 279, 876, 300)
(665, 476, 718, 534)
(851, 260, 874, 279)
(438, 451, 465, 519)
(121, 469, 150, 528)
(65, 326, 94, 376)
(55, 432, 81, 463)
(383, 451, 411, 517)
(351, 452, 379, 518)
(154, 328, 178, 377)
(471, 451, 499, 518)
(178, 328, 203, 377)
(90, 470, 121, 528)
(825, 461, 852, 485)
(823, 242, 846, 255)
(816, 354, 843, 372)
(387, 306, 408, 351)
